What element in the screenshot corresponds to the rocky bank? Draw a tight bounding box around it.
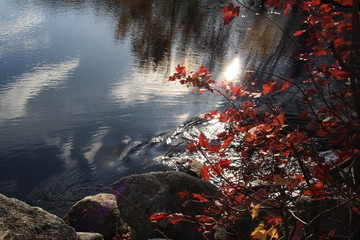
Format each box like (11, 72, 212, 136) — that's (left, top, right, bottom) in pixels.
(0, 171, 218, 240)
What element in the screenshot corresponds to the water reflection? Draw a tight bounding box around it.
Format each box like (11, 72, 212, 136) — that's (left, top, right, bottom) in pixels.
(0, 4, 48, 57)
(58, 135, 76, 170)
(107, 0, 296, 83)
(0, 58, 80, 121)
(111, 63, 188, 106)
(83, 126, 110, 165)
(0, 0, 300, 216)
(108, 0, 230, 70)
(0, 9, 44, 38)
(44, 134, 76, 170)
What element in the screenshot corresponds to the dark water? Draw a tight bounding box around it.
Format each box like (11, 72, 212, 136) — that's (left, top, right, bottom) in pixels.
(0, 0, 298, 216)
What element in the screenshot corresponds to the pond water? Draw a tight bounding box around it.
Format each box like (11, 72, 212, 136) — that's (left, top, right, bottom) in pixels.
(0, 0, 299, 215)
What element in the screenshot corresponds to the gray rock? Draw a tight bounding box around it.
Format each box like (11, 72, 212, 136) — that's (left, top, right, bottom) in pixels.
(113, 171, 218, 240)
(0, 194, 77, 240)
(76, 232, 104, 240)
(64, 193, 129, 240)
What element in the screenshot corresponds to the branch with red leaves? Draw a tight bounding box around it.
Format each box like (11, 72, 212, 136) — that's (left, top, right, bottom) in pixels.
(154, 0, 360, 239)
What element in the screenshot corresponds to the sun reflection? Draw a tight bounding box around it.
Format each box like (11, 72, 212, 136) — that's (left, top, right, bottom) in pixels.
(223, 57, 241, 82)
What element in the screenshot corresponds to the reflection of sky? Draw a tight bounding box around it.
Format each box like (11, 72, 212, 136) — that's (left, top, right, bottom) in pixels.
(0, 58, 80, 121)
(0, 4, 49, 57)
(0, 10, 44, 38)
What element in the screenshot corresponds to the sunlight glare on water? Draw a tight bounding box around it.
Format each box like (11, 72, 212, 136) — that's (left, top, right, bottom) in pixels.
(223, 57, 242, 82)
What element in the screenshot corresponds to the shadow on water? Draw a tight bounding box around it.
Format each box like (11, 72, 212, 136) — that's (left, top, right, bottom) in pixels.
(0, 0, 303, 216)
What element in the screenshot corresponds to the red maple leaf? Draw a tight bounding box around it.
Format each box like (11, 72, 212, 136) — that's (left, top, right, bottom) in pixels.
(334, 0, 352, 6)
(178, 191, 188, 199)
(150, 213, 168, 223)
(298, 109, 308, 119)
(265, 0, 282, 8)
(200, 165, 211, 180)
(198, 132, 209, 148)
(266, 215, 283, 226)
(293, 29, 306, 36)
(314, 49, 328, 56)
(230, 84, 244, 96)
(221, 3, 240, 25)
(284, 2, 292, 14)
(302, 180, 328, 200)
(186, 142, 198, 153)
(272, 112, 286, 126)
(262, 81, 278, 94)
(167, 213, 186, 224)
(175, 64, 186, 74)
(312, 164, 332, 182)
(280, 79, 293, 91)
(197, 65, 210, 76)
(308, 0, 321, 6)
(221, 135, 235, 149)
(232, 194, 245, 205)
(196, 215, 215, 223)
(193, 193, 208, 202)
(221, 2, 235, 13)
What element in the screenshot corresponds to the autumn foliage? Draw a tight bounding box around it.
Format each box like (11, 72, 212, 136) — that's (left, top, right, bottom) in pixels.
(151, 0, 360, 239)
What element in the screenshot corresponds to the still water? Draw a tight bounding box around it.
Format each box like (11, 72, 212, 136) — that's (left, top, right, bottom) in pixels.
(0, 0, 297, 215)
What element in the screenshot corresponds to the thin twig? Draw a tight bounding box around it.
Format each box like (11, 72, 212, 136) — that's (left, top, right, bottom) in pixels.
(288, 209, 308, 225)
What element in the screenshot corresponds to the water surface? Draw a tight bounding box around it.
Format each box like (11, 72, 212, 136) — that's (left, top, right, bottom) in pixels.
(0, 0, 298, 215)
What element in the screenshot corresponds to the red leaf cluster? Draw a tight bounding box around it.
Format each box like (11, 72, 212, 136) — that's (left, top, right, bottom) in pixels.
(303, 181, 328, 200)
(153, 1, 360, 238)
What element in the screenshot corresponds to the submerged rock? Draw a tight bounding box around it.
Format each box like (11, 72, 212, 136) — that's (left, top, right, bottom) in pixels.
(0, 194, 77, 240)
(64, 193, 129, 240)
(113, 171, 217, 240)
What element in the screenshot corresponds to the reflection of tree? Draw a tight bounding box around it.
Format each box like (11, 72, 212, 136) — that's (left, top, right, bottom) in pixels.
(106, 0, 230, 69)
(106, 0, 297, 78)
(36, 0, 297, 77)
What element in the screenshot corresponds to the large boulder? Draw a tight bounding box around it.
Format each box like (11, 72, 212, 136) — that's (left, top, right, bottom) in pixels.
(0, 194, 77, 240)
(113, 171, 218, 240)
(63, 193, 129, 240)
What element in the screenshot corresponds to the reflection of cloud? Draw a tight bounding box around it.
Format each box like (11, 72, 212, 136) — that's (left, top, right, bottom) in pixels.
(83, 126, 110, 164)
(0, 58, 80, 121)
(110, 64, 188, 106)
(0, 10, 44, 39)
(44, 134, 76, 170)
(60, 137, 75, 169)
(0, 9, 48, 56)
